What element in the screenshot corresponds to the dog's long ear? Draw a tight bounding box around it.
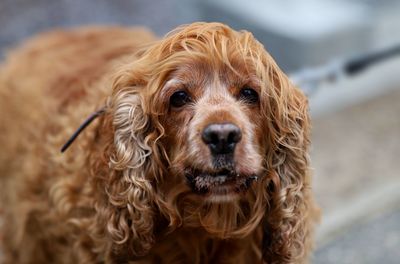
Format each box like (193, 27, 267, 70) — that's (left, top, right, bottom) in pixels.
(92, 66, 163, 259)
(261, 68, 315, 263)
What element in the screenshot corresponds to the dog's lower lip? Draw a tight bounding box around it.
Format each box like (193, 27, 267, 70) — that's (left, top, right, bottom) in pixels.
(185, 168, 258, 195)
(185, 168, 236, 182)
(214, 169, 233, 178)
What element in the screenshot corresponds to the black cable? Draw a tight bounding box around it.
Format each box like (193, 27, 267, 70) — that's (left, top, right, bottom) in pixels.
(60, 108, 105, 153)
(345, 44, 400, 75)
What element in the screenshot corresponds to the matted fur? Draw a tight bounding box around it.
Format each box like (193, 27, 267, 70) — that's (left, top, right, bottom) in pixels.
(0, 23, 319, 263)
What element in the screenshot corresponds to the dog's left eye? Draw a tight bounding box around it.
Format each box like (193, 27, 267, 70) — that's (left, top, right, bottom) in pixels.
(170, 90, 192, 108)
(238, 87, 259, 104)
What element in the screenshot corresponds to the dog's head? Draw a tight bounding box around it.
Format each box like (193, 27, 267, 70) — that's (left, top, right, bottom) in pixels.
(99, 22, 310, 259)
(156, 31, 268, 202)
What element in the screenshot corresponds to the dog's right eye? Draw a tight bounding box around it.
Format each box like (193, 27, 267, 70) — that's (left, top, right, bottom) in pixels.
(170, 91, 192, 108)
(238, 87, 259, 104)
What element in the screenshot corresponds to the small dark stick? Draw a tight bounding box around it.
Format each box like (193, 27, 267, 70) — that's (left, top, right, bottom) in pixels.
(345, 44, 400, 75)
(60, 108, 106, 153)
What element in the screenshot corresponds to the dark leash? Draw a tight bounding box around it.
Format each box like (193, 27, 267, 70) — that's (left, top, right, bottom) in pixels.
(60, 107, 106, 153)
(290, 44, 400, 95)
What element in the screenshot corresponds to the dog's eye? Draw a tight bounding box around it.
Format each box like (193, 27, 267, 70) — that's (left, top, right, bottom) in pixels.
(239, 87, 259, 104)
(170, 91, 191, 108)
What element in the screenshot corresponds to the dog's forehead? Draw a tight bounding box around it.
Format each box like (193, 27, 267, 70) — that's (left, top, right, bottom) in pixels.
(161, 77, 227, 100)
(160, 60, 258, 97)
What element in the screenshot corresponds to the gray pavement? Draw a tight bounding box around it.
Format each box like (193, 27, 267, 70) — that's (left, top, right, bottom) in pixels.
(314, 208, 400, 264)
(312, 88, 400, 213)
(311, 88, 400, 262)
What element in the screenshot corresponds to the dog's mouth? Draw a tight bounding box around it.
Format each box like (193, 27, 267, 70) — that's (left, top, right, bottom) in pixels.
(185, 168, 258, 198)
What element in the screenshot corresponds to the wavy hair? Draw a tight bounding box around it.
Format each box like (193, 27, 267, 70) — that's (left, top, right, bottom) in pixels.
(82, 22, 318, 263)
(0, 23, 318, 264)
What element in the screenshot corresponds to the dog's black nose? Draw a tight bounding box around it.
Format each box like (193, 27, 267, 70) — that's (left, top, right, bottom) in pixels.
(202, 123, 242, 155)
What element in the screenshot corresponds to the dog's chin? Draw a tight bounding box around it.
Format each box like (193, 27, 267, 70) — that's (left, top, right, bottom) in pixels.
(185, 168, 258, 202)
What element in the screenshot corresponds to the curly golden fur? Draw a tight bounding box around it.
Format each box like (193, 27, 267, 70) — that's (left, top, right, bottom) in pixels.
(0, 22, 319, 263)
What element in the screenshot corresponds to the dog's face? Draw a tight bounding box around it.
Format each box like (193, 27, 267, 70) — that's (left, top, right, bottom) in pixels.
(107, 23, 311, 256)
(110, 23, 302, 208)
(157, 60, 266, 201)
(126, 24, 284, 204)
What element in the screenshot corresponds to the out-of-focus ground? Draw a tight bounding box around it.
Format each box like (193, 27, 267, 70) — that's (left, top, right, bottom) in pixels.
(311, 88, 400, 263)
(313, 89, 400, 213)
(314, 207, 400, 264)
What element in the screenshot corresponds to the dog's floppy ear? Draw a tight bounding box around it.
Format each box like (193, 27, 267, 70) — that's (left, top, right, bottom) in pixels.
(94, 66, 160, 259)
(261, 68, 314, 262)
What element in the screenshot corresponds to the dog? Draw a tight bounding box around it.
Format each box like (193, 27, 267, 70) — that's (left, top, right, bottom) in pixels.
(0, 22, 318, 263)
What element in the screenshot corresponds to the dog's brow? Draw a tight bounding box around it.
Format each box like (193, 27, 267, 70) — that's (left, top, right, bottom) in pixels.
(165, 79, 181, 87)
(161, 79, 182, 96)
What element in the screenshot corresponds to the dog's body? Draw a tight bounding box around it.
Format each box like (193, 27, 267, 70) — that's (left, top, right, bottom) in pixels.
(0, 23, 318, 263)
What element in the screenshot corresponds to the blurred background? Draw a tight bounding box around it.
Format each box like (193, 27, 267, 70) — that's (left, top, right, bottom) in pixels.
(1, 0, 399, 263)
